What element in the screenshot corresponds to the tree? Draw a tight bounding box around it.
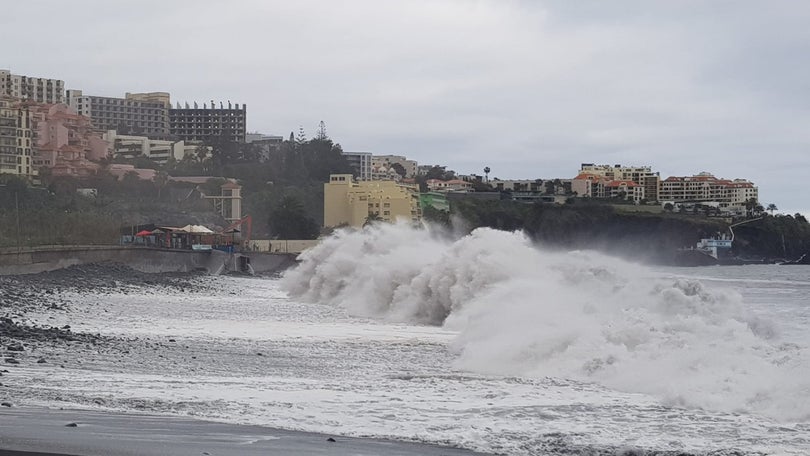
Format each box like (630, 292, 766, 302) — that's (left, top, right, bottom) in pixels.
(315, 121, 328, 141)
(483, 166, 490, 183)
(663, 202, 674, 212)
(390, 162, 407, 178)
(744, 197, 759, 218)
(767, 203, 778, 214)
(296, 126, 307, 145)
(154, 171, 169, 200)
(268, 195, 320, 240)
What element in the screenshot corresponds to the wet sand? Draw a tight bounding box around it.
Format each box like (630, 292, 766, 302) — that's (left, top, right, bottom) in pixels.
(0, 407, 488, 456)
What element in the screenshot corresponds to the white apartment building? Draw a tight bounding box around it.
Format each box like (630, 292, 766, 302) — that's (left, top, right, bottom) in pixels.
(66, 90, 170, 138)
(103, 130, 207, 165)
(579, 163, 660, 201)
(0, 69, 65, 104)
(489, 179, 544, 192)
(572, 173, 643, 202)
(659, 172, 758, 210)
(341, 151, 372, 181)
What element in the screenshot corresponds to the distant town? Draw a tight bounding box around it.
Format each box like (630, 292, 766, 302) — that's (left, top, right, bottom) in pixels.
(0, 68, 777, 243)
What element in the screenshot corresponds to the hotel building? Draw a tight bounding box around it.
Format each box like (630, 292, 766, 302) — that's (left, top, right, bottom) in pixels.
(324, 174, 421, 227)
(0, 70, 65, 104)
(65, 90, 170, 138)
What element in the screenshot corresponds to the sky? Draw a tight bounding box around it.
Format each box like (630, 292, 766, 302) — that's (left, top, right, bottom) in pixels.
(2, 1, 808, 215)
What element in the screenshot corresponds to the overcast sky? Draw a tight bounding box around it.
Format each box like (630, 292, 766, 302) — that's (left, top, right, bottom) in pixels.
(2, 1, 808, 214)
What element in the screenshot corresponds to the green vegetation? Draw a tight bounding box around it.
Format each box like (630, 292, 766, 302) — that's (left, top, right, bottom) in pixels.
(268, 195, 320, 240)
(0, 175, 119, 247)
(423, 196, 810, 262)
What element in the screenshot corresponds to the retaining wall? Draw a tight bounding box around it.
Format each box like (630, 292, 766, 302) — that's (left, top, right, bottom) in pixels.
(0, 246, 296, 276)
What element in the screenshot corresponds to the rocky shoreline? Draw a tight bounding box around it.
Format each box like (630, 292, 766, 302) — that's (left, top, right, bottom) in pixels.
(0, 263, 209, 408)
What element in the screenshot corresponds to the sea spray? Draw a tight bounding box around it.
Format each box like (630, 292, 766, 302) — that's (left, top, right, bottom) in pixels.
(281, 223, 810, 421)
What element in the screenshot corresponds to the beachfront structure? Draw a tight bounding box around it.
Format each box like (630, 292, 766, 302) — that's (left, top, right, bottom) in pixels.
(342, 151, 372, 181)
(324, 174, 421, 227)
(659, 172, 758, 210)
(103, 130, 206, 165)
(169, 102, 247, 143)
(579, 163, 660, 202)
(66, 90, 171, 138)
(30, 103, 107, 177)
(0, 70, 65, 104)
(0, 97, 34, 178)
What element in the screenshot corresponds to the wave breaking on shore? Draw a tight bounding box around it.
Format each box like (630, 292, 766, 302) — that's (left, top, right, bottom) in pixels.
(282, 223, 810, 422)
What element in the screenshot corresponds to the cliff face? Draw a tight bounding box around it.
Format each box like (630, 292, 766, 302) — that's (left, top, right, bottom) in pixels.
(731, 216, 810, 261)
(523, 207, 728, 264)
(445, 199, 810, 265)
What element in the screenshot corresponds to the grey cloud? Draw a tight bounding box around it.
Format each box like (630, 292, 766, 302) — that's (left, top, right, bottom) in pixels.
(2, 0, 808, 213)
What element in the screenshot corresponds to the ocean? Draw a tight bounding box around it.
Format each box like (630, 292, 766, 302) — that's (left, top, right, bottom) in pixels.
(13, 224, 810, 455)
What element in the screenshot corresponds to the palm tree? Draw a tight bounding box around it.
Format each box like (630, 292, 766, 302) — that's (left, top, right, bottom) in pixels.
(483, 166, 490, 183)
(767, 203, 778, 215)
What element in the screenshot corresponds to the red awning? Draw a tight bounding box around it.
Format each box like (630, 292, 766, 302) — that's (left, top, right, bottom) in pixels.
(135, 230, 153, 237)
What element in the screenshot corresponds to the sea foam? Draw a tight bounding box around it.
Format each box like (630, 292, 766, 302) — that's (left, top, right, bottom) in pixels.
(281, 223, 810, 421)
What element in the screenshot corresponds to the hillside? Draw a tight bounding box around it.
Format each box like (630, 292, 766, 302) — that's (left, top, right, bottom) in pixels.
(430, 198, 810, 264)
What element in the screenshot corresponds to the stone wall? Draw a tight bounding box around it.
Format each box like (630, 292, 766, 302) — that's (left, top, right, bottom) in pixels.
(0, 246, 296, 276)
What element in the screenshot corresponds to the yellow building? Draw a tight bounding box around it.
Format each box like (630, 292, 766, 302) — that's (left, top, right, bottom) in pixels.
(0, 97, 34, 178)
(324, 174, 421, 227)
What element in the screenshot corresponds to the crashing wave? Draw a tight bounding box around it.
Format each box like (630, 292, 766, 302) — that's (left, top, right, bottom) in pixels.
(281, 223, 810, 421)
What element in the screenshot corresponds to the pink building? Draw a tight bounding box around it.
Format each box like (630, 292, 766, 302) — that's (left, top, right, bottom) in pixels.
(30, 103, 108, 177)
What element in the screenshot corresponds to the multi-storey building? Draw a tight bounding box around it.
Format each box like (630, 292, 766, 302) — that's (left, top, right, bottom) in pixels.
(0, 70, 65, 104)
(579, 163, 660, 202)
(341, 151, 372, 181)
(324, 174, 421, 227)
(489, 179, 544, 192)
(65, 90, 170, 138)
(103, 130, 206, 165)
(426, 179, 473, 192)
(371, 155, 418, 179)
(572, 173, 644, 202)
(659, 172, 758, 210)
(169, 102, 247, 143)
(30, 104, 108, 176)
(0, 97, 34, 178)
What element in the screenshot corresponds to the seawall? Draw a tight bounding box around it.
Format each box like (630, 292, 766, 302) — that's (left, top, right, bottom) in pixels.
(0, 245, 297, 276)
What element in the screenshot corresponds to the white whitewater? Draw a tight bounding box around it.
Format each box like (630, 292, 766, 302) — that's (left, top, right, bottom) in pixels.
(12, 224, 810, 455)
(283, 223, 810, 422)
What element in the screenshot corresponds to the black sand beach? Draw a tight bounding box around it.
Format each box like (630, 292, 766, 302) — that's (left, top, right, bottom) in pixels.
(0, 407, 487, 455)
(0, 265, 489, 456)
